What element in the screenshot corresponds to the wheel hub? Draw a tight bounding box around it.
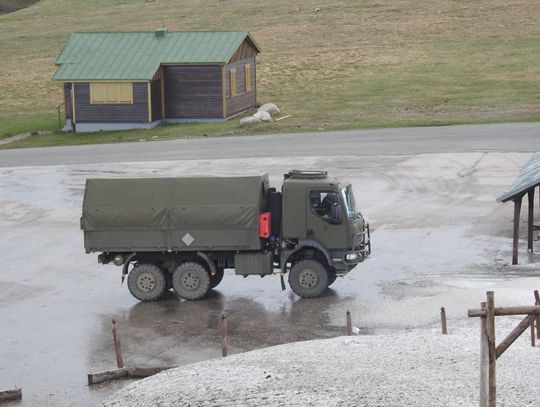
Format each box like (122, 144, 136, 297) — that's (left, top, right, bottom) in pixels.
(136, 272, 156, 292)
(181, 271, 199, 290)
(298, 268, 318, 288)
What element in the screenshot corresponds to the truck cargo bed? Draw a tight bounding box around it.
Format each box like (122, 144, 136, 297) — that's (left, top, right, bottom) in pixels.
(82, 175, 269, 253)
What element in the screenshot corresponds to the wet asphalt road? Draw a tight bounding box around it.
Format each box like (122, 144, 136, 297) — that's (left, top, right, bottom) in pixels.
(1, 124, 540, 406)
(0, 122, 539, 167)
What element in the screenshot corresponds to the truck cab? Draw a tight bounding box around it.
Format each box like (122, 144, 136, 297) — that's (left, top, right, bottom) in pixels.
(276, 170, 370, 297)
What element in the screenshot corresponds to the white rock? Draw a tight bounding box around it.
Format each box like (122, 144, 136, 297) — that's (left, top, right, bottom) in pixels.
(253, 111, 272, 122)
(240, 116, 262, 126)
(257, 103, 280, 115)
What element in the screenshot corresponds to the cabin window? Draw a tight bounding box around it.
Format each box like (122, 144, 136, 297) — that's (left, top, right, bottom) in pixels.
(230, 69, 237, 97)
(90, 82, 134, 104)
(244, 64, 252, 92)
(309, 190, 342, 225)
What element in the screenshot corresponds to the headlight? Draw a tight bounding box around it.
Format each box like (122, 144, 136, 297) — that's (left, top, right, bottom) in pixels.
(345, 253, 359, 261)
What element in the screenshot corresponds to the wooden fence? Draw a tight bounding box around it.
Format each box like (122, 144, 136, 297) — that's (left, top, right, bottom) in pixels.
(468, 290, 540, 407)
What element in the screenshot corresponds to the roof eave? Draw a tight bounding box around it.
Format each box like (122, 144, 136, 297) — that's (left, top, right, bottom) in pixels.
(224, 32, 261, 64)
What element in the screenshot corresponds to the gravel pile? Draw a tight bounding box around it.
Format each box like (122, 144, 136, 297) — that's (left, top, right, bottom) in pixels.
(102, 318, 540, 406)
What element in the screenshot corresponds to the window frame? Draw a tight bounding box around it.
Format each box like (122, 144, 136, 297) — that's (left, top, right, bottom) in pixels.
(244, 64, 252, 92)
(229, 69, 237, 97)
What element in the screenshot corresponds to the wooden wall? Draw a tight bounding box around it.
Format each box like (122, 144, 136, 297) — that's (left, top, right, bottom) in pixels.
(229, 40, 259, 64)
(163, 65, 223, 119)
(225, 57, 257, 118)
(64, 83, 72, 119)
(73, 82, 149, 123)
(151, 79, 161, 121)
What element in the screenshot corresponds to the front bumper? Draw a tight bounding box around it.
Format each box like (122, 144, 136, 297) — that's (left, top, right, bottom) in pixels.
(346, 222, 371, 264)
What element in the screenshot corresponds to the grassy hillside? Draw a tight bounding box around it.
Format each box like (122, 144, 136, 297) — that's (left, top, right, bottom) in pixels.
(0, 0, 539, 146)
(0, 0, 38, 14)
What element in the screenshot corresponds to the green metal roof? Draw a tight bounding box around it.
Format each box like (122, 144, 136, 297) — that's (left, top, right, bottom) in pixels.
(53, 31, 260, 81)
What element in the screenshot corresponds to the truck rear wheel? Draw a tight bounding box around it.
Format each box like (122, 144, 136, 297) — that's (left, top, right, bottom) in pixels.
(172, 262, 210, 300)
(127, 263, 167, 302)
(209, 268, 224, 289)
(288, 259, 329, 298)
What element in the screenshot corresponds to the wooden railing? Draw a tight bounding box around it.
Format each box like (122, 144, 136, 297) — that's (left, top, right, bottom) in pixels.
(468, 290, 540, 407)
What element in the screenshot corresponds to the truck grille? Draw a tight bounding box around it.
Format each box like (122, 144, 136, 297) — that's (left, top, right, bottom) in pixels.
(353, 233, 365, 250)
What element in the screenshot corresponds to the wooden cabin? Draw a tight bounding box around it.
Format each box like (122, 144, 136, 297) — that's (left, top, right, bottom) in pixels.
(53, 30, 261, 132)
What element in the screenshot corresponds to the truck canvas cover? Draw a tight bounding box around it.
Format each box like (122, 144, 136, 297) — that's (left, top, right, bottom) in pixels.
(82, 175, 269, 253)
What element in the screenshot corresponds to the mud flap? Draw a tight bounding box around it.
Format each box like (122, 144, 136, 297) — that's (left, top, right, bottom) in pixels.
(280, 272, 286, 291)
(121, 253, 137, 286)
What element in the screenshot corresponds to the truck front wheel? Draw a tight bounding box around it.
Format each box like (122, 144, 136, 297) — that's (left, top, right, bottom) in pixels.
(288, 260, 329, 298)
(172, 262, 211, 300)
(127, 263, 167, 302)
(327, 268, 337, 287)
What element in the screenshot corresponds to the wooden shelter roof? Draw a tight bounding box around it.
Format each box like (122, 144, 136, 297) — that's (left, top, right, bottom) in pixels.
(497, 151, 540, 203)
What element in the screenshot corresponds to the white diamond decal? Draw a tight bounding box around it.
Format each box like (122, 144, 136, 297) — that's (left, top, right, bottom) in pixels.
(182, 233, 195, 246)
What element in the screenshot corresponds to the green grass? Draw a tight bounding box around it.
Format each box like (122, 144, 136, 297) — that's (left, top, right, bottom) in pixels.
(0, 0, 539, 148)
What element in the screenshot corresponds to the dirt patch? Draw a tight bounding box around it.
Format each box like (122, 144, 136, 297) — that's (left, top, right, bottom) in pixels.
(0, 0, 38, 14)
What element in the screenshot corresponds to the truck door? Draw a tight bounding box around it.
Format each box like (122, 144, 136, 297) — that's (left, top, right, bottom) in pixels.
(306, 189, 347, 249)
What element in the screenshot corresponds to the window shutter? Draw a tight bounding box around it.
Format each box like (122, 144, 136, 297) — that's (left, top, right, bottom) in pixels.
(230, 69, 237, 96)
(244, 64, 251, 91)
(90, 83, 133, 104)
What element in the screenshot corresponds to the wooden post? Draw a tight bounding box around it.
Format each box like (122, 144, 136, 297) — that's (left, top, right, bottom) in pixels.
(0, 389, 22, 402)
(535, 290, 540, 340)
(88, 369, 127, 385)
(512, 197, 522, 265)
(528, 189, 534, 252)
(486, 292, 496, 407)
(440, 307, 448, 334)
(469, 305, 540, 317)
(496, 313, 536, 358)
(531, 320, 536, 347)
(220, 314, 228, 357)
(479, 301, 489, 407)
(471, 291, 540, 406)
(112, 319, 124, 369)
(346, 311, 352, 336)
(88, 366, 175, 385)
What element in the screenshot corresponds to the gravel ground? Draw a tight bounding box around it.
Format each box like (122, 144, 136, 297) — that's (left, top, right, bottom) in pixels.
(101, 318, 540, 406)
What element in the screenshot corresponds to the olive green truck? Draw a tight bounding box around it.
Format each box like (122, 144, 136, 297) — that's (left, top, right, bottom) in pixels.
(82, 170, 370, 301)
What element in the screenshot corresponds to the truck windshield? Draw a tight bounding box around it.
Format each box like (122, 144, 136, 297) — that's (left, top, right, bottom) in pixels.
(341, 185, 358, 219)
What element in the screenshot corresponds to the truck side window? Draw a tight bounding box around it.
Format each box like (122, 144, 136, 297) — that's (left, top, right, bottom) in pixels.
(309, 190, 341, 224)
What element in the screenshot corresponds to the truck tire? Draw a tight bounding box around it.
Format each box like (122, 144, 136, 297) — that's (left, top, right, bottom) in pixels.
(172, 262, 210, 300)
(327, 268, 337, 287)
(209, 268, 224, 289)
(288, 259, 329, 298)
(127, 263, 167, 302)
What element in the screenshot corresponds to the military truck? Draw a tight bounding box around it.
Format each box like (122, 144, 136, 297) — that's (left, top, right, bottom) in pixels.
(81, 170, 370, 301)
